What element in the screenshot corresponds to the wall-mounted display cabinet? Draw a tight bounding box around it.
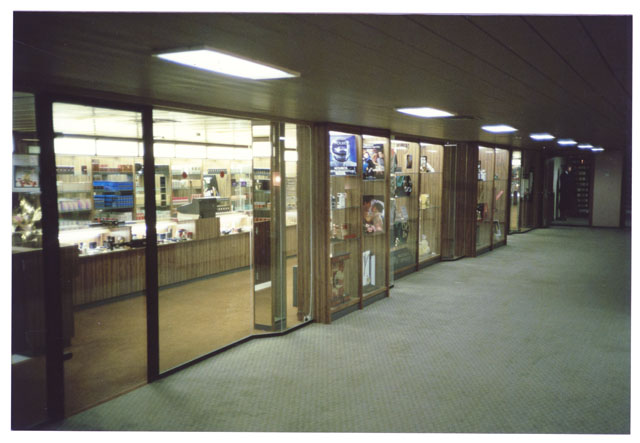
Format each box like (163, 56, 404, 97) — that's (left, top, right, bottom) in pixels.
(325, 129, 390, 322)
(389, 140, 443, 279)
(476, 146, 509, 253)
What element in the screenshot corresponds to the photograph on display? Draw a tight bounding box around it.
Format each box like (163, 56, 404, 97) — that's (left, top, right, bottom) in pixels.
(363, 143, 385, 179)
(13, 155, 40, 192)
(394, 175, 413, 197)
(363, 194, 385, 233)
(329, 134, 357, 176)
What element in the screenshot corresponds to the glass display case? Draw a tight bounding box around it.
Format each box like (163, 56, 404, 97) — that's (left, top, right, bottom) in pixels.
(418, 143, 443, 265)
(509, 151, 522, 232)
(476, 146, 495, 251)
(329, 131, 361, 313)
(493, 148, 509, 245)
(389, 140, 419, 276)
(361, 135, 389, 301)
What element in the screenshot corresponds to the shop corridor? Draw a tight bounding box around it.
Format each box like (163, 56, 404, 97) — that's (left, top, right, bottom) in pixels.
(49, 226, 631, 433)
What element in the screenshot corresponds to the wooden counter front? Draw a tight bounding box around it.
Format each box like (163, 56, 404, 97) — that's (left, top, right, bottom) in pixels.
(68, 224, 298, 307)
(71, 232, 251, 306)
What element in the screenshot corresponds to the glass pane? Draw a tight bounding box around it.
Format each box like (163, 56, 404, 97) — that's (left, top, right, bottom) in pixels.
(53, 102, 142, 139)
(521, 151, 535, 229)
(53, 103, 147, 416)
(157, 110, 255, 372)
(390, 140, 419, 275)
(362, 135, 388, 300)
(11, 92, 48, 429)
(329, 131, 361, 313)
(418, 143, 443, 262)
(476, 146, 495, 250)
(510, 151, 522, 232)
(284, 124, 306, 326)
(493, 148, 509, 243)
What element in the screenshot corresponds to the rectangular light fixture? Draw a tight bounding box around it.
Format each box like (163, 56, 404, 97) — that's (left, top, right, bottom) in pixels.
(577, 143, 593, 149)
(591, 147, 605, 152)
(396, 107, 454, 118)
(155, 47, 299, 80)
(530, 133, 555, 141)
(482, 124, 517, 133)
(557, 139, 577, 146)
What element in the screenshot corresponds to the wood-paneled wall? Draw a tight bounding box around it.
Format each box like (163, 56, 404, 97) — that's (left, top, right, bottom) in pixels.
(441, 143, 478, 259)
(310, 124, 331, 324)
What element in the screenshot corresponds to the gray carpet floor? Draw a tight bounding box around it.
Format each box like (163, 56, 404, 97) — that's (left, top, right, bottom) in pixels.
(50, 226, 631, 434)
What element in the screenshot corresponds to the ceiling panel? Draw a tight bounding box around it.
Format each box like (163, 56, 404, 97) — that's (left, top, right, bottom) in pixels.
(12, 12, 631, 152)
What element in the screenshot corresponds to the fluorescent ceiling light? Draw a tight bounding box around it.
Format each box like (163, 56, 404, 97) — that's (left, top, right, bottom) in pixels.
(591, 147, 605, 152)
(577, 143, 593, 149)
(530, 133, 555, 141)
(557, 139, 577, 146)
(155, 47, 299, 80)
(397, 107, 454, 118)
(54, 137, 96, 156)
(253, 141, 272, 157)
(96, 140, 139, 157)
(482, 124, 517, 133)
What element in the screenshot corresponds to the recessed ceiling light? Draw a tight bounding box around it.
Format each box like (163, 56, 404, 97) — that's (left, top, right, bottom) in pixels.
(530, 133, 555, 141)
(482, 124, 517, 133)
(577, 143, 593, 149)
(557, 139, 577, 146)
(155, 47, 299, 80)
(396, 107, 454, 118)
(591, 147, 605, 152)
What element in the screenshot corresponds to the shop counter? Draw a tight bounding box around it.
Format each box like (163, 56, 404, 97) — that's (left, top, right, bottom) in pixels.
(67, 223, 298, 307)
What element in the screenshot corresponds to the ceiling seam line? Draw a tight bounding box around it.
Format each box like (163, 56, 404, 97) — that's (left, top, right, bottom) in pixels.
(520, 16, 627, 122)
(346, 16, 554, 118)
(577, 17, 631, 99)
(463, 16, 624, 126)
(410, 16, 581, 112)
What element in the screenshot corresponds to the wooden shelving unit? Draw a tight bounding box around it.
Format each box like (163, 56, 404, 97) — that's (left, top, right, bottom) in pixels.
(325, 129, 390, 322)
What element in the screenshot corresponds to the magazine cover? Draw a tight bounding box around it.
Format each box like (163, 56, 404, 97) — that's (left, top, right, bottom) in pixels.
(330, 134, 357, 176)
(363, 143, 385, 179)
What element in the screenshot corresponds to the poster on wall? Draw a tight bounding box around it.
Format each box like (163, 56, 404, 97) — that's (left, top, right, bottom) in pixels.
(363, 143, 385, 179)
(330, 134, 357, 176)
(13, 154, 40, 192)
(363, 194, 385, 233)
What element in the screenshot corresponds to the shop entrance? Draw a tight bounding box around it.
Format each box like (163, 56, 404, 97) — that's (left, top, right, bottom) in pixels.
(16, 98, 311, 421)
